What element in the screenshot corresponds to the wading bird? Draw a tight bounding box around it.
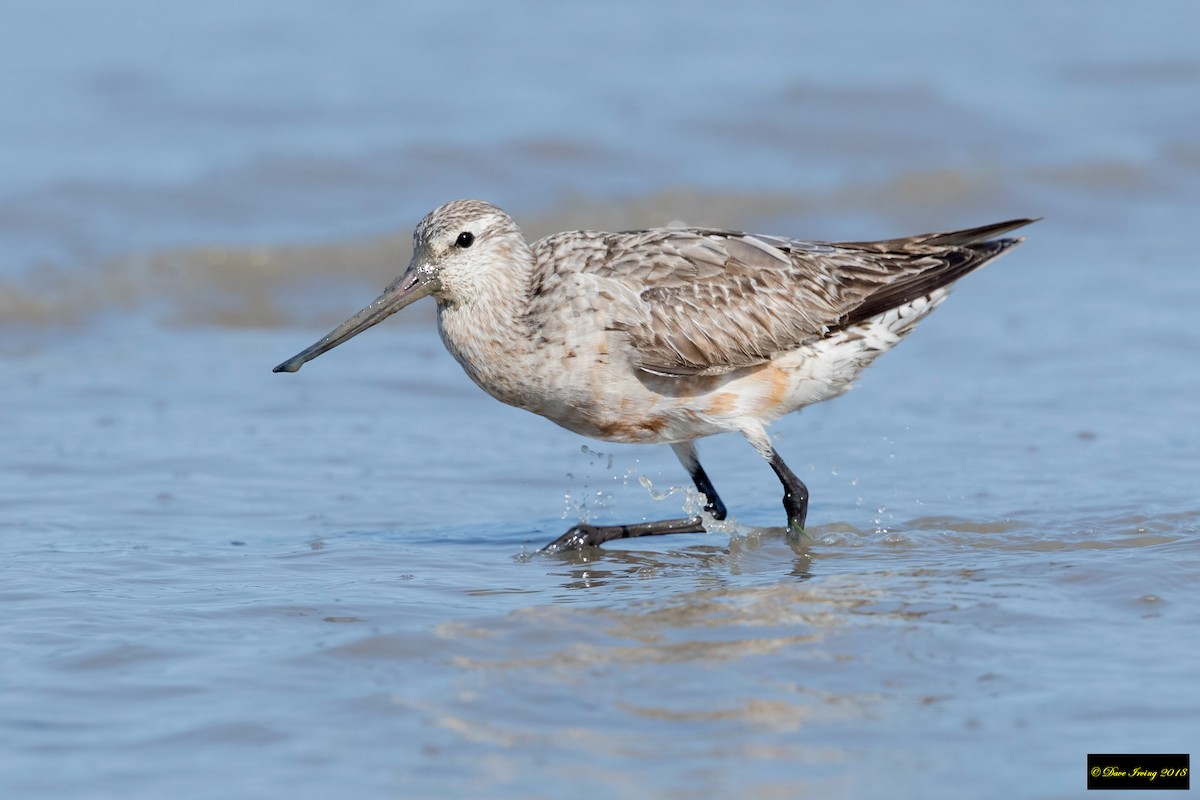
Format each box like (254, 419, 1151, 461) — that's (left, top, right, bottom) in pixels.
(274, 200, 1032, 552)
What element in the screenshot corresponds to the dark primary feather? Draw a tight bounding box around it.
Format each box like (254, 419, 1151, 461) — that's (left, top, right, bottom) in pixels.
(528, 218, 1036, 377)
(838, 217, 1038, 250)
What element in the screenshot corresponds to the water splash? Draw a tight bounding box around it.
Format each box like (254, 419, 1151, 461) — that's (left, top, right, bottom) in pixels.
(635, 473, 739, 533)
(562, 447, 625, 521)
(580, 444, 614, 470)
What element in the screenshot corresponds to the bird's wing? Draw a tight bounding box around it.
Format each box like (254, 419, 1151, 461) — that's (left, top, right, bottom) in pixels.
(529, 221, 1033, 377)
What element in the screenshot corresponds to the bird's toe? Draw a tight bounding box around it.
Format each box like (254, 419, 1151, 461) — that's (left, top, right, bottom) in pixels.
(539, 523, 601, 554)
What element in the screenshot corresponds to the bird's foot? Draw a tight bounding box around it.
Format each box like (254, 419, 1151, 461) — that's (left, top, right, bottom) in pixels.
(540, 523, 604, 554)
(539, 516, 707, 554)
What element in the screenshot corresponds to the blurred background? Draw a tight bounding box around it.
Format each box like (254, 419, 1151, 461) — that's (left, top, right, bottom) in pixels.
(3, 0, 1194, 328)
(3, 2, 1197, 798)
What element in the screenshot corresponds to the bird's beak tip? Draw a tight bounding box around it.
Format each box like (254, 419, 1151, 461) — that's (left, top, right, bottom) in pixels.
(270, 272, 430, 376)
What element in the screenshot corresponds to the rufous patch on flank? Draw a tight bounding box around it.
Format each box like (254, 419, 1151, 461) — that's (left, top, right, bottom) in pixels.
(594, 415, 669, 443)
(704, 391, 740, 416)
(764, 364, 791, 408)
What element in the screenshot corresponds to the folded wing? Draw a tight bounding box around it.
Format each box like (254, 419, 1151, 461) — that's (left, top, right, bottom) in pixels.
(530, 219, 1035, 377)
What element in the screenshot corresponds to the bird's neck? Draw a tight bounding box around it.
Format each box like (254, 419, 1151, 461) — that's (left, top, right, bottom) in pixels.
(434, 251, 542, 409)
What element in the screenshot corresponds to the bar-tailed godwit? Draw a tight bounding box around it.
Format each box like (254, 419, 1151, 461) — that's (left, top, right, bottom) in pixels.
(275, 200, 1033, 552)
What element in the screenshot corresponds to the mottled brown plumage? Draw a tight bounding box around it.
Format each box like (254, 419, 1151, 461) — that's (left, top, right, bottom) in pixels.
(527, 220, 1027, 377)
(274, 199, 1034, 552)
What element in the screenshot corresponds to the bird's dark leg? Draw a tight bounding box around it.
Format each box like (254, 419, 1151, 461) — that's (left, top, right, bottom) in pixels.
(540, 442, 724, 554)
(741, 425, 808, 531)
(672, 441, 728, 521)
(539, 516, 707, 554)
(768, 449, 808, 531)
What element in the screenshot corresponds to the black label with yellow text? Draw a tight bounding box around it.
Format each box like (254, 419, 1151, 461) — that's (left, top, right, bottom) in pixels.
(1088, 754, 1189, 790)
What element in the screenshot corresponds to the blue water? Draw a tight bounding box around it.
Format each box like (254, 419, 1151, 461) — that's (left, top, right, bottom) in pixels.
(3, 1, 1199, 798)
(3, 0, 1196, 268)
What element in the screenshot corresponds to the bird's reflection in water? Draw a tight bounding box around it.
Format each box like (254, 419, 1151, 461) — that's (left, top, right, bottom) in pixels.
(546, 525, 815, 591)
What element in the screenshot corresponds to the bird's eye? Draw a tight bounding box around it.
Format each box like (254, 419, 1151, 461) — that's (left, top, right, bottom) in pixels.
(456, 231, 474, 249)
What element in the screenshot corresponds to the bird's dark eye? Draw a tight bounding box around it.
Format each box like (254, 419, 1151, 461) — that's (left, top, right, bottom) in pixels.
(456, 231, 474, 249)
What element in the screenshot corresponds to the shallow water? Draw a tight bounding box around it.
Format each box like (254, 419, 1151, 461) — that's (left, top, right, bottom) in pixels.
(4, 1, 1200, 798)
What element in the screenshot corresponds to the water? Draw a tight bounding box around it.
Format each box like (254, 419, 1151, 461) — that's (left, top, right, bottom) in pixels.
(3, 1, 1199, 798)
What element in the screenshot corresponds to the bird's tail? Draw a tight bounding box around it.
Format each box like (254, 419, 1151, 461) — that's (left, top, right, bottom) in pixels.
(842, 218, 1039, 251)
(917, 217, 1040, 247)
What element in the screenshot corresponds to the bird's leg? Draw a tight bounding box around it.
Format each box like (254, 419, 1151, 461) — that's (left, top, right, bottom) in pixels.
(539, 442, 724, 554)
(671, 441, 727, 520)
(768, 449, 809, 531)
(742, 424, 808, 531)
(539, 516, 707, 554)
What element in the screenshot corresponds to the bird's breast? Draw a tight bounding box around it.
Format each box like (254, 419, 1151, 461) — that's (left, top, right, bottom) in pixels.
(434, 298, 870, 445)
